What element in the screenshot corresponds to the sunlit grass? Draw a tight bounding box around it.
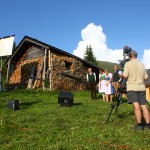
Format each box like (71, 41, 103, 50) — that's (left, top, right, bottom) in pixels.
(0, 89, 150, 150)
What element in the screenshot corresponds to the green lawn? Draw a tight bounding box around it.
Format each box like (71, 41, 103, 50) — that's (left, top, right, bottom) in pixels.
(0, 89, 150, 150)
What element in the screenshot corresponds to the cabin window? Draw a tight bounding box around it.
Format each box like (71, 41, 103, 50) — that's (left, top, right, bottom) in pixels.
(65, 61, 72, 70)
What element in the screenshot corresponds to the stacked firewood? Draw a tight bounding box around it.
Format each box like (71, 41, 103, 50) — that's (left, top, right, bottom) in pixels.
(51, 53, 87, 91)
(8, 47, 87, 91)
(9, 57, 43, 88)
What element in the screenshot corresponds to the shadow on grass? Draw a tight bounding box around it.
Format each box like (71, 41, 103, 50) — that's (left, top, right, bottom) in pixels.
(59, 102, 83, 107)
(112, 97, 127, 104)
(20, 100, 42, 109)
(73, 102, 83, 106)
(106, 110, 134, 124)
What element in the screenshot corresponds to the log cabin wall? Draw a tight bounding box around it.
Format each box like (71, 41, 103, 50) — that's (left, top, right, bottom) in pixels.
(8, 46, 88, 91)
(50, 52, 87, 91)
(8, 46, 44, 88)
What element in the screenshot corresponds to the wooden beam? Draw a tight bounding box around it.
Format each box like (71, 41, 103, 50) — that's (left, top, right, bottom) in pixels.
(27, 65, 36, 89)
(42, 49, 48, 90)
(6, 59, 11, 84)
(32, 59, 44, 89)
(48, 50, 52, 91)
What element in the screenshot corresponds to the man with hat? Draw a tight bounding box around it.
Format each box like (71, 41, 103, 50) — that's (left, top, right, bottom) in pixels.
(123, 49, 150, 130)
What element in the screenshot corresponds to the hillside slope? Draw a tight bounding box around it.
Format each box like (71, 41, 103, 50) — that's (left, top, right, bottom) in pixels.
(97, 60, 121, 73)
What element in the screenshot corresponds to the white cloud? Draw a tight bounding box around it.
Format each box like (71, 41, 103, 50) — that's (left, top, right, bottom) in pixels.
(73, 23, 123, 64)
(142, 49, 150, 69)
(73, 23, 150, 69)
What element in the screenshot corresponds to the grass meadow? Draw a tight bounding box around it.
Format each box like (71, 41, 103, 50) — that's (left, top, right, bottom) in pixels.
(0, 89, 150, 150)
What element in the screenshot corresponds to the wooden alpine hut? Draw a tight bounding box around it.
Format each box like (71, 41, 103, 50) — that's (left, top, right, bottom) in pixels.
(6, 36, 99, 91)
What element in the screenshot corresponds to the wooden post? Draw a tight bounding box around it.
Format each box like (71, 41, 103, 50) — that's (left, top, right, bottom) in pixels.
(6, 59, 11, 84)
(48, 50, 52, 91)
(27, 65, 36, 89)
(42, 48, 47, 90)
(32, 59, 44, 89)
(146, 87, 150, 100)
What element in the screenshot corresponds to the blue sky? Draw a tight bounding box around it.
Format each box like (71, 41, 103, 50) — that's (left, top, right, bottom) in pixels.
(1, 0, 150, 68)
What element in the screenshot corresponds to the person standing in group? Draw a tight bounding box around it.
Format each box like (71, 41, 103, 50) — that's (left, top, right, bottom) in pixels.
(87, 68, 97, 99)
(123, 50, 150, 130)
(104, 69, 114, 102)
(98, 68, 106, 101)
(112, 65, 122, 97)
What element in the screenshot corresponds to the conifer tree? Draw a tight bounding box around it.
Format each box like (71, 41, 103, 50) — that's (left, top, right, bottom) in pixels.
(84, 45, 97, 65)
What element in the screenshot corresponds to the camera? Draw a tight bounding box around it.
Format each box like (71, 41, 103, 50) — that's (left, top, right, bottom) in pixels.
(123, 46, 132, 55)
(120, 46, 132, 68)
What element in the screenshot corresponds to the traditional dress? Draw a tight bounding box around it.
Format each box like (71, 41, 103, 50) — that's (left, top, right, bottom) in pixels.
(105, 73, 114, 95)
(98, 73, 106, 93)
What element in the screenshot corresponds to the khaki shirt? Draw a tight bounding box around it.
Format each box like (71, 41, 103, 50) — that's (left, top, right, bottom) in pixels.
(123, 59, 148, 91)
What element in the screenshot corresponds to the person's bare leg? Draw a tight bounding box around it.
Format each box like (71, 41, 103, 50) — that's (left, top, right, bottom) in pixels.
(141, 105, 150, 124)
(102, 94, 105, 101)
(133, 102, 142, 123)
(110, 95, 113, 102)
(105, 95, 108, 102)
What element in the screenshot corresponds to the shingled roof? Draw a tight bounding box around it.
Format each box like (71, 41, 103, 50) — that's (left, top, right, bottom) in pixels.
(7, 35, 99, 68)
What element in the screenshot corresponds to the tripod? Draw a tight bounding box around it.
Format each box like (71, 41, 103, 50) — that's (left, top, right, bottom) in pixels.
(105, 47, 131, 124)
(105, 76, 126, 124)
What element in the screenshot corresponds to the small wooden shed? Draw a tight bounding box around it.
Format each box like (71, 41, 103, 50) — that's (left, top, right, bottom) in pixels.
(6, 36, 99, 91)
(145, 69, 150, 101)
